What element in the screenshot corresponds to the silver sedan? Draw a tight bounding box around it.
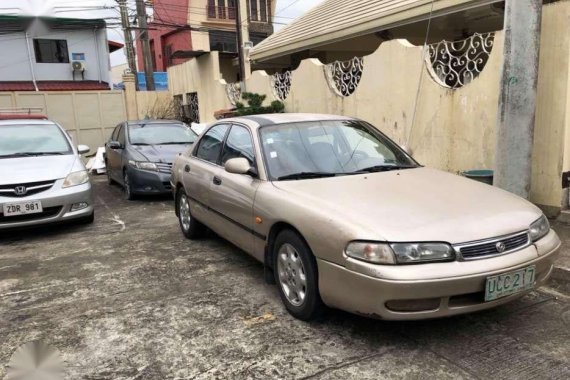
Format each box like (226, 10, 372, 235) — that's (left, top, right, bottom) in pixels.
(0, 119, 93, 230)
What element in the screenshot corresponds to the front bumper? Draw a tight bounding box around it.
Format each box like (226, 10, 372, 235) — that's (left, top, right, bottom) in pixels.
(0, 180, 93, 230)
(317, 230, 561, 320)
(127, 167, 172, 195)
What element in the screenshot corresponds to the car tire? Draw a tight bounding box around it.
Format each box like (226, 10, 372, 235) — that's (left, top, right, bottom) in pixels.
(123, 171, 135, 200)
(106, 163, 114, 185)
(274, 230, 325, 321)
(176, 188, 205, 239)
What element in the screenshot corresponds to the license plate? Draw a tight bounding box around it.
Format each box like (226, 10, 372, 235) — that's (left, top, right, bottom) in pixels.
(2, 201, 43, 216)
(485, 266, 535, 302)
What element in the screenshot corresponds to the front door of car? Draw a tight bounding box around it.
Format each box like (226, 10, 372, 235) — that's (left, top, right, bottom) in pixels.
(106, 123, 124, 181)
(183, 124, 230, 224)
(208, 124, 260, 254)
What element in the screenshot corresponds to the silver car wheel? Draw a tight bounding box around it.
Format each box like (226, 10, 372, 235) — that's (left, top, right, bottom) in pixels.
(179, 194, 191, 232)
(277, 243, 307, 307)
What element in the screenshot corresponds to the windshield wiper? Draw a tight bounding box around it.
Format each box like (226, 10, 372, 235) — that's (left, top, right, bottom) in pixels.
(158, 142, 192, 145)
(131, 143, 151, 146)
(277, 172, 338, 181)
(358, 165, 417, 173)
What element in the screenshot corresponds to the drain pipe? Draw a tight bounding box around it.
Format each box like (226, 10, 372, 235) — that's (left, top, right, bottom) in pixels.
(94, 27, 103, 83)
(25, 32, 39, 92)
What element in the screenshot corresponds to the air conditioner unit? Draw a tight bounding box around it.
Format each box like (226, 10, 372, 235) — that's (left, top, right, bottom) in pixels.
(71, 60, 86, 72)
(71, 61, 86, 81)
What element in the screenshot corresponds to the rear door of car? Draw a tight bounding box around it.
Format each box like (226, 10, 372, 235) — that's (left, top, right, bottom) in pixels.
(183, 123, 230, 224)
(208, 124, 261, 254)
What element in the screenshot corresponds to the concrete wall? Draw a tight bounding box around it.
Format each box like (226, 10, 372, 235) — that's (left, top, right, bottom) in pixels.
(0, 91, 126, 153)
(168, 51, 234, 120)
(0, 26, 110, 84)
(167, 1, 570, 212)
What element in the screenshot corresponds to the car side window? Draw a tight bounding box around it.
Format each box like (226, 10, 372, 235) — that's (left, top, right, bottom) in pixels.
(195, 124, 229, 164)
(221, 125, 254, 166)
(117, 124, 126, 146)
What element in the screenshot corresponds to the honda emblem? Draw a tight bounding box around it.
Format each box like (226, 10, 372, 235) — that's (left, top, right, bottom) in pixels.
(14, 186, 27, 196)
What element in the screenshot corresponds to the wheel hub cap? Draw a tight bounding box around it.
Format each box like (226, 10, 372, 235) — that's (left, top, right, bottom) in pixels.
(277, 243, 307, 307)
(179, 195, 191, 231)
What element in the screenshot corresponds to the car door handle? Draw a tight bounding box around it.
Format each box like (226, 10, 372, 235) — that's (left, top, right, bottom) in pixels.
(184, 165, 191, 173)
(213, 176, 222, 185)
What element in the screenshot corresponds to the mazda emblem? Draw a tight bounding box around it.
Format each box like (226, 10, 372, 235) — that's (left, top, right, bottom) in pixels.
(14, 186, 27, 196)
(495, 242, 506, 253)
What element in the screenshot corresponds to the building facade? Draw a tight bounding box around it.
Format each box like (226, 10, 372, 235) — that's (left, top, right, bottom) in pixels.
(0, 16, 120, 91)
(137, 0, 275, 81)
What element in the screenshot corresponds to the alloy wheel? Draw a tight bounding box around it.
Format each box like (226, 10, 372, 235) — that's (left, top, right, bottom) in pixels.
(179, 193, 191, 232)
(124, 172, 131, 199)
(277, 243, 307, 307)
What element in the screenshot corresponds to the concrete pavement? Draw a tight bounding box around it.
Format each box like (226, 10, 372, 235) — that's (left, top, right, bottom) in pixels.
(0, 176, 569, 379)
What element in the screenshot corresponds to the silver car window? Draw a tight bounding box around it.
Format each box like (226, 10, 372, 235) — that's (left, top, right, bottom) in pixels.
(195, 124, 229, 164)
(259, 120, 417, 180)
(221, 125, 254, 166)
(0, 124, 72, 157)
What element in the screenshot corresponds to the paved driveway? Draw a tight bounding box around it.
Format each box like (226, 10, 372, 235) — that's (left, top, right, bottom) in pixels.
(1, 177, 569, 379)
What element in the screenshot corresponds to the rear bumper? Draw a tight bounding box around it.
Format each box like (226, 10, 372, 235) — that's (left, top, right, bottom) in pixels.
(127, 167, 172, 194)
(0, 180, 93, 230)
(317, 230, 561, 320)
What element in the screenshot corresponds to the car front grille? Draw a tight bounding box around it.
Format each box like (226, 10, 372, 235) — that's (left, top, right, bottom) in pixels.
(456, 231, 530, 260)
(0, 180, 56, 198)
(156, 163, 173, 174)
(0, 206, 62, 224)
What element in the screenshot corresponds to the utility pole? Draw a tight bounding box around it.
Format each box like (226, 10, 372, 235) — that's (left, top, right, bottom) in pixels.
(117, 0, 139, 90)
(494, 0, 542, 199)
(136, 0, 155, 91)
(235, 0, 251, 84)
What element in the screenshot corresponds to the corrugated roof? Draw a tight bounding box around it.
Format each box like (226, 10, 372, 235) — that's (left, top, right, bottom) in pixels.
(250, 0, 498, 62)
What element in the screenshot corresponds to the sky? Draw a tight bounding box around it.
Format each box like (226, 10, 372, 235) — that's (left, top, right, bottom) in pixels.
(0, 0, 325, 67)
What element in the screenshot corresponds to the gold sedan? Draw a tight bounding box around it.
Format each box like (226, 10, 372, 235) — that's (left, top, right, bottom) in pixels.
(171, 114, 560, 321)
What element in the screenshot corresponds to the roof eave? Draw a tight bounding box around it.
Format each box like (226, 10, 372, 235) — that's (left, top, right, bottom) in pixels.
(250, 0, 501, 63)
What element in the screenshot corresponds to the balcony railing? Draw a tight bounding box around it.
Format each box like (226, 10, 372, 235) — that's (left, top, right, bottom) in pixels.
(206, 5, 236, 21)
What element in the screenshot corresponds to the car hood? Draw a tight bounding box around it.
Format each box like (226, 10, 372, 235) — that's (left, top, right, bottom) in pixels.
(0, 155, 79, 185)
(272, 167, 542, 244)
(132, 144, 192, 163)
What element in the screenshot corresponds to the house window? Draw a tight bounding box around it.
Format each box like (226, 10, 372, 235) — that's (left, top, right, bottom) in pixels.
(250, 0, 258, 21)
(209, 31, 237, 53)
(33, 39, 69, 63)
(260, 0, 267, 22)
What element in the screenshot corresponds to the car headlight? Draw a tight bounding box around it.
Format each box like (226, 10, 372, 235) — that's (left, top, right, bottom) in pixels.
(390, 243, 455, 264)
(529, 215, 550, 242)
(62, 170, 89, 188)
(129, 160, 158, 171)
(345, 242, 396, 264)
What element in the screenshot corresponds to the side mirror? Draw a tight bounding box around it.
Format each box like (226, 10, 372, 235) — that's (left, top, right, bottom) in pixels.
(78, 144, 90, 155)
(108, 141, 122, 150)
(225, 157, 257, 177)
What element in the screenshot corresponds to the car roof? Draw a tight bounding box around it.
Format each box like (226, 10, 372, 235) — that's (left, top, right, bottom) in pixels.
(220, 113, 354, 129)
(0, 119, 58, 126)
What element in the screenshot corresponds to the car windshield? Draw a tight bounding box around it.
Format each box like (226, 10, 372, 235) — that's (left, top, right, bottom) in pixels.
(0, 123, 72, 158)
(128, 123, 197, 145)
(259, 120, 418, 180)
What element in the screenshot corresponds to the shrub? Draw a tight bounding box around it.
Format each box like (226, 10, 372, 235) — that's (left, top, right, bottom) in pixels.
(234, 92, 285, 116)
